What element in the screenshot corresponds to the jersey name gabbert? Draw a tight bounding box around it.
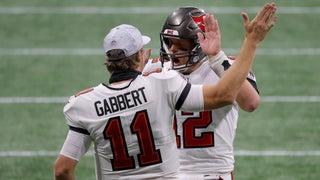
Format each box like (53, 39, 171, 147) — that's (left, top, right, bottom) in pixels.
(94, 87, 147, 116)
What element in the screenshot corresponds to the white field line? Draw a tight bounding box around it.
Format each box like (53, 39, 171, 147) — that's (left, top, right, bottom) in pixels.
(0, 48, 104, 55)
(1, 48, 320, 56)
(0, 6, 319, 14)
(0, 97, 69, 103)
(1, 150, 320, 157)
(234, 150, 320, 156)
(262, 96, 320, 102)
(0, 96, 320, 104)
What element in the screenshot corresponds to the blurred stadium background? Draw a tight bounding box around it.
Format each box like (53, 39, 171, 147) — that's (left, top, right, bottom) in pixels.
(0, 0, 319, 179)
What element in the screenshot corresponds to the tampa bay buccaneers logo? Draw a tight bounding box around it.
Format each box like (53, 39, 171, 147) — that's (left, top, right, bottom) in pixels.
(191, 13, 206, 32)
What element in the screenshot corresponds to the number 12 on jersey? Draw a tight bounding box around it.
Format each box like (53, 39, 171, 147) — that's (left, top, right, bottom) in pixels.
(174, 111, 215, 148)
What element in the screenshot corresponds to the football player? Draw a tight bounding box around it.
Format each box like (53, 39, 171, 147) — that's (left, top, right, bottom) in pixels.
(54, 3, 277, 179)
(144, 3, 277, 180)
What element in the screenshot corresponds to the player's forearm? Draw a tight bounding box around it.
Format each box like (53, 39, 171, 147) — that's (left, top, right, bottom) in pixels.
(236, 80, 260, 112)
(54, 155, 77, 180)
(204, 38, 258, 109)
(54, 173, 75, 180)
(54, 167, 75, 180)
(219, 38, 258, 93)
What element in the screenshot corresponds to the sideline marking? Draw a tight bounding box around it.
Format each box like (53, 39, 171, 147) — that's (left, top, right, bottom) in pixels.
(1, 150, 320, 157)
(0, 6, 320, 14)
(0, 97, 68, 103)
(262, 96, 320, 102)
(1, 48, 320, 56)
(235, 150, 320, 156)
(0, 96, 320, 103)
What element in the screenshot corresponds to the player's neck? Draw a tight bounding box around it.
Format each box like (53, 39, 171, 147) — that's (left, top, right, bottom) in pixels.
(109, 69, 141, 84)
(110, 79, 133, 85)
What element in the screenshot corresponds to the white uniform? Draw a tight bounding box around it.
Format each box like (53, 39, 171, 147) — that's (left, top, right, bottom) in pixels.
(175, 61, 238, 179)
(143, 57, 258, 180)
(60, 68, 205, 180)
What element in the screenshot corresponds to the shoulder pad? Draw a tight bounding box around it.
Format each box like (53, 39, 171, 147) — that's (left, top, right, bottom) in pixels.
(142, 68, 163, 76)
(75, 88, 94, 97)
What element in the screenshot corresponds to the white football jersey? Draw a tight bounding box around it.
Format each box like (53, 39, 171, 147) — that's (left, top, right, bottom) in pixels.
(144, 57, 258, 175)
(175, 60, 239, 174)
(62, 68, 204, 180)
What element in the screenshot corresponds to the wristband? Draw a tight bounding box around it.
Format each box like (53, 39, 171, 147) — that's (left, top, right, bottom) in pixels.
(208, 50, 229, 77)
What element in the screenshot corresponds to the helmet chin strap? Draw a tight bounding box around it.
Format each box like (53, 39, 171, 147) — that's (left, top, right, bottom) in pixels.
(180, 56, 206, 75)
(171, 52, 196, 72)
(184, 44, 201, 66)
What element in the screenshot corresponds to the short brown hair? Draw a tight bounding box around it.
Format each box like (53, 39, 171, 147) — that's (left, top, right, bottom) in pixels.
(105, 49, 140, 73)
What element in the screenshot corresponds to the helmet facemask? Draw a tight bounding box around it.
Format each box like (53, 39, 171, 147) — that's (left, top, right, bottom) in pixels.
(160, 35, 204, 71)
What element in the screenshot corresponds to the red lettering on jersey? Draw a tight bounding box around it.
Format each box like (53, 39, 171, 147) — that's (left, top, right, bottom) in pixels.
(104, 110, 162, 170)
(181, 111, 194, 115)
(173, 116, 180, 148)
(174, 111, 215, 148)
(75, 88, 94, 97)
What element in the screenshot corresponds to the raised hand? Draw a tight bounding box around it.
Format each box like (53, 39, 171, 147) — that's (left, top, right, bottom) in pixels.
(197, 13, 221, 58)
(242, 2, 278, 44)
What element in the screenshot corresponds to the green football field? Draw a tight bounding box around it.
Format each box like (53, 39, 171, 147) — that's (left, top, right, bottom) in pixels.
(1, 0, 320, 179)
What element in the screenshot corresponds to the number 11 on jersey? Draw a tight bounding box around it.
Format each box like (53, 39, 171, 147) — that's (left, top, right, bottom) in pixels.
(103, 110, 163, 171)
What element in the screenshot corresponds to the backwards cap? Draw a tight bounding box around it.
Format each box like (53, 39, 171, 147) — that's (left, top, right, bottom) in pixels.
(103, 24, 151, 61)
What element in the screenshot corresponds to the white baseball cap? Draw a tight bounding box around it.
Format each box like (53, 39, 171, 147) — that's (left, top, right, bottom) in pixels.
(103, 24, 151, 60)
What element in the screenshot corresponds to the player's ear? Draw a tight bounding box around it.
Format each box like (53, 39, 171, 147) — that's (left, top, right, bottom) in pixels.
(141, 48, 151, 65)
(136, 48, 146, 71)
(137, 49, 143, 61)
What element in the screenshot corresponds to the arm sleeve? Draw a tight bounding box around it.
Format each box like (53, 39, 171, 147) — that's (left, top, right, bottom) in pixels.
(208, 52, 260, 94)
(155, 69, 204, 112)
(179, 84, 204, 112)
(59, 130, 92, 161)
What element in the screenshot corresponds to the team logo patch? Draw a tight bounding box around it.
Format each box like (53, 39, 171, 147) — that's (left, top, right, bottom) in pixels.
(111, 40, 117, 46)
(164, 29, 179, 36)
